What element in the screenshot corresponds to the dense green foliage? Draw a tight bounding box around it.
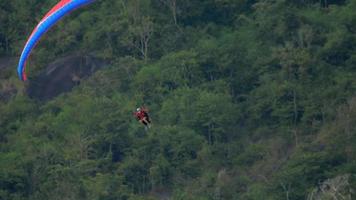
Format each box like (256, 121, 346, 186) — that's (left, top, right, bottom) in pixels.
(1, 0, 356, 199)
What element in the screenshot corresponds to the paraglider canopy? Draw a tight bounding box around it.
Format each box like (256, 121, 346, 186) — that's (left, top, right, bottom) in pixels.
(17, 0, 95, 81)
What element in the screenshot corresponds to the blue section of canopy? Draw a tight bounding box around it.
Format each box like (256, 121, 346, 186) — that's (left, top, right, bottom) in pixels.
(17, 0, 95, 81)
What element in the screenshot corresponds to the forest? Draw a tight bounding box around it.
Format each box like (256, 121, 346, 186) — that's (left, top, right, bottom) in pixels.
(0, 0, 356, 199)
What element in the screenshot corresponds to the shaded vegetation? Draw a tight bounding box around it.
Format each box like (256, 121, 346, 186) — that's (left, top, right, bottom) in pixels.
(1, 0, 356, 199)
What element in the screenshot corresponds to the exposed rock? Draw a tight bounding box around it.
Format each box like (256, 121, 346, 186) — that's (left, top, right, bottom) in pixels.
(27, 54, 107, 101)
(0, 57, 18, 101)
(149, 188, 171, 200)
(308, 174, 355, 200)
(0, 81, 17, 101)
(0, 57, 16, 70)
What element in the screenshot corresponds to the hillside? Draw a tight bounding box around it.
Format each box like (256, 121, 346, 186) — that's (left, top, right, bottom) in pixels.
(0, 0, 356, 199)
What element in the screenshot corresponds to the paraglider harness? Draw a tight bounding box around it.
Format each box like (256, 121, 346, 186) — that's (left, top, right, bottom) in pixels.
(134, 107, 151, 127)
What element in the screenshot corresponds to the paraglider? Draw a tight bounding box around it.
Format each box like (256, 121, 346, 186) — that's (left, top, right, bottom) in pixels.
(134, 107, 151, 128)
(17, 0, 95, 81)
(18, 0, 155, 129)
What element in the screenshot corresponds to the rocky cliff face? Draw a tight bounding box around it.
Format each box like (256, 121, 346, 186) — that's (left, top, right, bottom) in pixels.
(0, 57, 17, 101)
(308, 174, 355, 200)
(27, 55, 107, 101)
(0, 57, 16, 71)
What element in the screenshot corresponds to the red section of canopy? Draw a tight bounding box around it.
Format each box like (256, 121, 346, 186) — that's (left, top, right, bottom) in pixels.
(27, 0, 73, 42)
(43, 0, 72, 19)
